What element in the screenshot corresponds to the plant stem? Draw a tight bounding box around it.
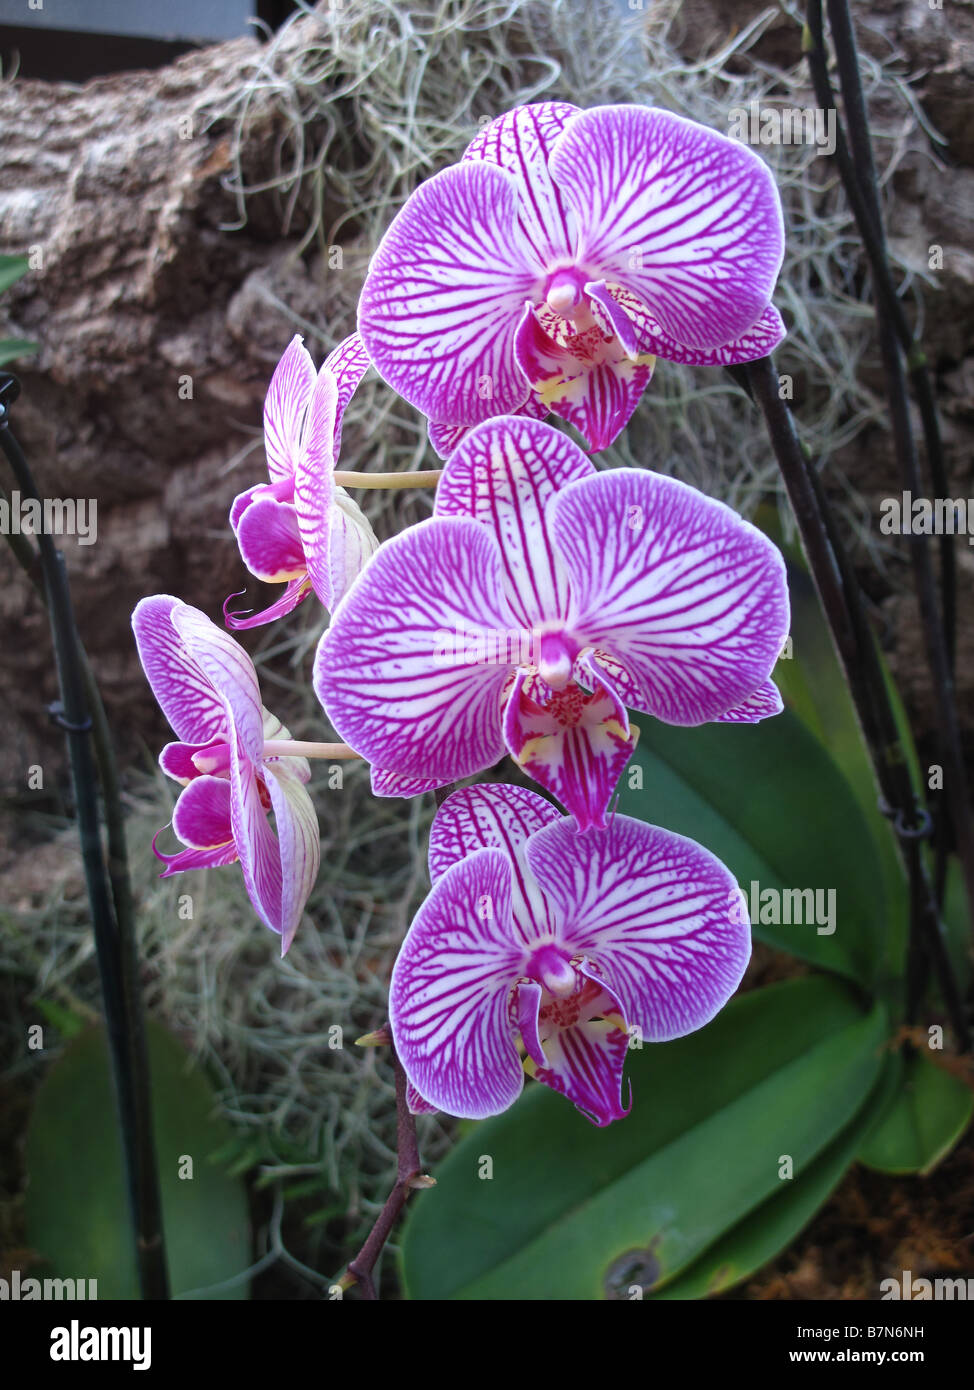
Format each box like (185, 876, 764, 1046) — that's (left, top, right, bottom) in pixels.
(343, 1043, 428, 1300)
(805, 0, 961, 921)
(815, 0, 974, 938)
(333, 469, 442, 489)
(262, 739, 362, 760)
(0, 376, 170, 1298)
(743, 357, 969, 1048)
(804, 0, 955, 674)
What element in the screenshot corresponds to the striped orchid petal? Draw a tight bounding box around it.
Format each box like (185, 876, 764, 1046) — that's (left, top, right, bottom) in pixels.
(132, 596, 227, 746)
(322, 332, 371, 456)
(265, 758, 321, 954)
(463, 102, 580, 269)
(526, 814, 750, 1041)
(554, 468, 790, 725)
(371, 766, 446, 798)
(263, 335, 316, 482)
(434, 414, 592, 626)
(429, 783, 560, 946)
(389, 848, 526, 1120)
(716, 678, 784, 723)
(502, 670, 635, 832)
(172, 602, 265, 763)
(357, 159, 540, 427)
(549, 105, 784, 351)
(427, 393, 548, 461)
(314, 517, 516, 783)
(614, 291, 787, 365)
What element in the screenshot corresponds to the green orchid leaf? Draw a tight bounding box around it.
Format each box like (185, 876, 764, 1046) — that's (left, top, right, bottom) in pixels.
(856, 1046, 973, 1175)
(25, 1019, 251, 1299)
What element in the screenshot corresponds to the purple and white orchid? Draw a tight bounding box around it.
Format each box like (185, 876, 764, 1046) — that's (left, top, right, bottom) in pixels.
(133, 596, 320, 953)
(358, 102, 785, 454)
(314, 414, 789, 829)
(390, 783, 750, 1126)
(226, 333, 378, 629)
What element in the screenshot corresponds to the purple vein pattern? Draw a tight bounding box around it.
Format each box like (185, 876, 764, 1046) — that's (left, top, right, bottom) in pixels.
(133, 595, 320, 952)
(315, 415, 789, 828)
(390, 784, 750, 1125)
(359, 102, 785, 454)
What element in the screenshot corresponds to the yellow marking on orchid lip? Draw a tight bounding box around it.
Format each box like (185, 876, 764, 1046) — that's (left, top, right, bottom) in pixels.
(602, 719, 630, 742)
(536, 374, 571, 408)
(607, 1013, 629, 1035)
(514, 733, 557, 767)
(522, 1056, 539, 1079)
(634, 352, 657, 369)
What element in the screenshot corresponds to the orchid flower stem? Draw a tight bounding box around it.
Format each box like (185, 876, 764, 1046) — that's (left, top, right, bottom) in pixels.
(0, 374, 170, 1299)
(344, 1041, 425, 1300)
(332, 469, 442, 490)
(262, 740, 362, 760)
(743, 357, 970, 1050)
(805, 0, 957, 913)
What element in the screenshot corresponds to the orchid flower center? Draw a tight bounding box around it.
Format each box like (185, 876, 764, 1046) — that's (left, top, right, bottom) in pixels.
(526, 942, 577, 997)
(536, 630, 578, 691)
(543, 266, 589, 323)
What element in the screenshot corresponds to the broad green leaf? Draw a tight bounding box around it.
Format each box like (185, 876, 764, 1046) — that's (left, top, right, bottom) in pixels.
(0, 338, 39, 366)
(25, 1019, 251, 1299)
(618, 708, 884, 983)
(759, 512, 910, 976)
(0, 254, 30, 294)
(856, 1047, 973, 1175)
(401, 977, 886, 1301)
(651, 1051, 903, 1299)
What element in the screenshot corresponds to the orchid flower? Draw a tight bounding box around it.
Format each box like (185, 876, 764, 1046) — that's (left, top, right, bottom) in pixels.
(132, 595, 320, 953)
(358, 103, 785, 455)
(226, 333, 378, 629)
(391, 783, 749, 1126)
(314, 414, 789, 830)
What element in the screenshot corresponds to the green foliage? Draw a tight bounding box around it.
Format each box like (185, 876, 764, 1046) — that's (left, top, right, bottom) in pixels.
(856, 1048, 973, 1176)
(25, 1020, 251, 1299)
